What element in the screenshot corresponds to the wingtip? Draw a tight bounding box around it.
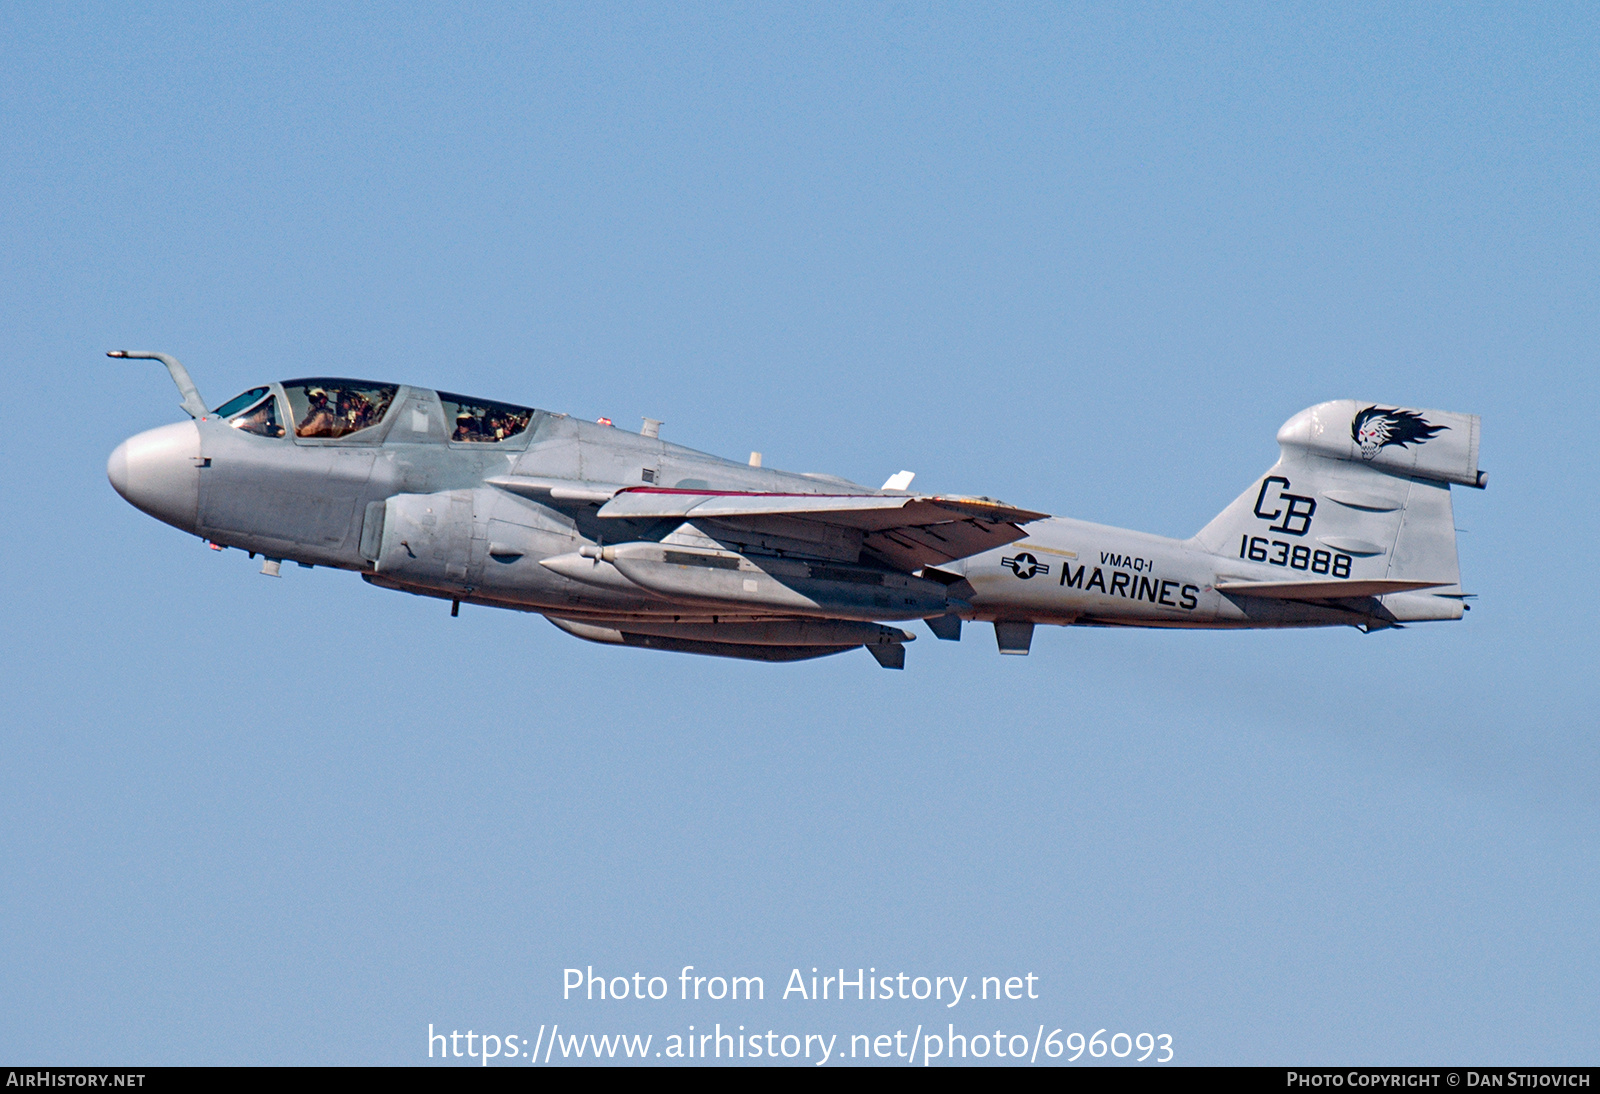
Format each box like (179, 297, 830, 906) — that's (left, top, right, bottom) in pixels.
(930, 495, 1051, 523)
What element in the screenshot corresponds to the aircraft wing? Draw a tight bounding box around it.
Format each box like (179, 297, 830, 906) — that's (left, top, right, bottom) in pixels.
(596, 487, 1048, 571)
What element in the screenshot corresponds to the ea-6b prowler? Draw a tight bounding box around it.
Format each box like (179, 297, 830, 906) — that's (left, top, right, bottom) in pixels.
(107, 351, 1484, 669)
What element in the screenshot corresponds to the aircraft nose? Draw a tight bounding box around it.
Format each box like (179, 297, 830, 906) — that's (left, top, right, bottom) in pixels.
(107, 421, 202, 532)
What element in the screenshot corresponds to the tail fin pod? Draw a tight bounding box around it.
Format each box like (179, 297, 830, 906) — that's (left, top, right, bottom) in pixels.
(1192, 401, 1483, 620)
(1278, 400, 1484, 490)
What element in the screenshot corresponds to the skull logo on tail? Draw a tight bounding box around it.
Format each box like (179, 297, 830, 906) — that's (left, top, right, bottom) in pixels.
(1351, 406, 1447, 460)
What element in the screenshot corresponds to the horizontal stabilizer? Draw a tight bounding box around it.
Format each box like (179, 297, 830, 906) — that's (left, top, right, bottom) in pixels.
(1215, 578, 1448, 600)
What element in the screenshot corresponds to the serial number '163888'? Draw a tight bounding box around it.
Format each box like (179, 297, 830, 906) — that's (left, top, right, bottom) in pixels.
(1240, 535, 1353, 577)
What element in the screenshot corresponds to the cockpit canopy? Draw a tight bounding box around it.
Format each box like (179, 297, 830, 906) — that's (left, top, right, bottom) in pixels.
(282, 379, 398, 439)
(438, 391, 534, 443)
(209, 380, 537, 445)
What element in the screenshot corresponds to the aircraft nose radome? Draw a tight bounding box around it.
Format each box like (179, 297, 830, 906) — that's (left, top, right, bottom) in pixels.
(106, 439, 131, 498)
(107, 421, 202, 532)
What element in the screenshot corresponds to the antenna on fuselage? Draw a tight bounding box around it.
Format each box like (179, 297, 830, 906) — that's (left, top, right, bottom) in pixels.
(108, 350, 209, 420)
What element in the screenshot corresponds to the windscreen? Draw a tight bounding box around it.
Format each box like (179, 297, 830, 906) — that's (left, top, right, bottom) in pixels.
(213, 387, 270, 417)
(231, 395, 285, 438)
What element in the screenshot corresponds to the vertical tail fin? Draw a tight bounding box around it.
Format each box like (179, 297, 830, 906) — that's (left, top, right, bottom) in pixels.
(1191, 401, 1483, 622)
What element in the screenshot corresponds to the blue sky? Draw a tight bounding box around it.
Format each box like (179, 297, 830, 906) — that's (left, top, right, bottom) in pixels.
(2, 2, 1596, 1065)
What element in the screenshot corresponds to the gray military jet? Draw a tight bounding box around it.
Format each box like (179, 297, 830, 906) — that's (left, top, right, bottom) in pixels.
(108, 351, 1483, 668)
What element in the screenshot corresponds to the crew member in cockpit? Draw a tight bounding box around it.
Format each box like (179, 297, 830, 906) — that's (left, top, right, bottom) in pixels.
(339, 389, 374, 433)
(298, 387, 339, 437)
